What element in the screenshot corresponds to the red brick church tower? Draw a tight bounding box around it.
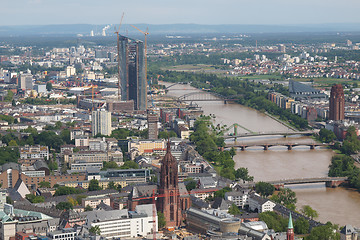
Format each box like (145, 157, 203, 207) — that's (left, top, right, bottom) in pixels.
(158, 141, 182, 228)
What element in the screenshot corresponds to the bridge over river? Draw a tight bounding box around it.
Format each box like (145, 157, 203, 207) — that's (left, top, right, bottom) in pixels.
(223, 130, 314, 140)
(225, 141, 328, 151)
(239, 177, 348, 189)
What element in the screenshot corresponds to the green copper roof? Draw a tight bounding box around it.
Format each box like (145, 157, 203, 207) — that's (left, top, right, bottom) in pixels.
(288, 212, 294, 229)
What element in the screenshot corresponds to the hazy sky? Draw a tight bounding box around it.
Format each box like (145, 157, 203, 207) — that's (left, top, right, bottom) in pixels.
(1, 0, 360, 26)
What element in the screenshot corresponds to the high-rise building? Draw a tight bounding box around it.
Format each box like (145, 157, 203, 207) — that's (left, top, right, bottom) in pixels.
(18, 73, 33, 90)
(3, 70, 11, 83)
(66, 66, 76, 77)
(279, 44, 286, 53)
(286, 213, 294, 240)
(147, 112, 158, 139)
(118, 36, 147, 110)
(91, 109, 112, 136)
(329, 84, 345, 121)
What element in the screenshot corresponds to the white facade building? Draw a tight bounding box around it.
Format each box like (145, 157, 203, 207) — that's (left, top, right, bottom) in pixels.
(249, 194, 276, 213)
(85, 204, 157, 239)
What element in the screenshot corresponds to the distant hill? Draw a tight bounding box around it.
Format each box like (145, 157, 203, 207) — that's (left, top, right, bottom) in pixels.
(0, 23, 359, 36)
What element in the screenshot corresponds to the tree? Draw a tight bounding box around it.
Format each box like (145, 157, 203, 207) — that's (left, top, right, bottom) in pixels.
(158, 130, 177, 139)
(60, 129, 71, 144)
(6, 196, 13, 204)
(235, 167, 254, 182)
(318, 128, 336, 143)
(301, 205, 319, 220)
(210, 187, 232, 200)
(157, 212, 166, 229)
(271, 188, 297, 209)
(228, 203, 242, 215)
(294, 217, 310, 234)
(259, 211, 288, 232)
(48, 161, 58, 171)
(185, 180, 197, 191)
(25, 194, 45, 203)
(56, 202, 73, 210)
(76, 195, 87, 205)
(307, 222, 340, 240)
(54, 186, 85, 196)
(39, 181, 51, 188)
(255, 182, 275, 197)
(107, 181, 116, 190)
(88, 179, 102, 191)
(55, 121, 62, 129)
(102, 161, 120, 170)
(67, 197, 78, 206)
(8, 140, 18, 146)
(46, 82, 53, 92)
(85, 205, 93, 211)
(229, 147, 236, 158)
(120, 161, 139, 169)
(89, 226, 101, 235)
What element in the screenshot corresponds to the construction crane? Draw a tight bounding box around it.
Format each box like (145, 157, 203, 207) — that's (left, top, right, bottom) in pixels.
(131, 24, 149, 109)
(131, 188, 217, 240)
(114, 12, 125, 100)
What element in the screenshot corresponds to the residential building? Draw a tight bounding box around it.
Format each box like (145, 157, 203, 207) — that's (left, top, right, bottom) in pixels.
(91, 109, 111, 136)
(340, 225, 359, 240)
(19, 73, 33, 90)
(147, 112, 158, 139)
(69, 151, 108, 163)
(81, 196, 110, 208)
(20, 145, 49, 161)
(249, 194, 276, 213)
(225, 189, 250, 209)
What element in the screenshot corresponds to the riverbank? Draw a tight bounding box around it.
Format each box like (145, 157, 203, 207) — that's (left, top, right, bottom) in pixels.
(165, 82, 360, 227)
(264, 112, 298, 132)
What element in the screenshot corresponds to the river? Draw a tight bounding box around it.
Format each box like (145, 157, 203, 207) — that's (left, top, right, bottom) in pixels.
(163, 82, 360, 227)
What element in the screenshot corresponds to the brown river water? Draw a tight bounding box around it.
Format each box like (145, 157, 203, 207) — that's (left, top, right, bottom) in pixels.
(164, 82, 360, 227)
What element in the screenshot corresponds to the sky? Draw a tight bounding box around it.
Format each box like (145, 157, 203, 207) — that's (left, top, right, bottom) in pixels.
(1, 0, 360, 26)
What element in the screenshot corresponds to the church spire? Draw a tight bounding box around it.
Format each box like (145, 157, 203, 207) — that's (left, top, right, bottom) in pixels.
(288, 212, 293, 229)
(287, 212, 294, 240)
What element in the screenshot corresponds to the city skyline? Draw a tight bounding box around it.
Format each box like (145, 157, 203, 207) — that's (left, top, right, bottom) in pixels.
(1, 0, 360, 26)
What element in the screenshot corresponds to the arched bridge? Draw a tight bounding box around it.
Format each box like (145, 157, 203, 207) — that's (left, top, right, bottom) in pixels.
(223, 130, 314, 140)
(268, 177, 348, 189)
(225, 142, 327, 151)
(178, 91, 240, 102)
(241, 177, 348, 189)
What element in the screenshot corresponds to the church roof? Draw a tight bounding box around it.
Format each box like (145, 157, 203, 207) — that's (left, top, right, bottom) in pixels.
(130, 184, 158, 199)
(289, 80, 320, 94)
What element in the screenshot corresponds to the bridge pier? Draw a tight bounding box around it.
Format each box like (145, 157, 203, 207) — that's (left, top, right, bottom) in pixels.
(326, 180, 347, 188)
(273, 184, 285, 190)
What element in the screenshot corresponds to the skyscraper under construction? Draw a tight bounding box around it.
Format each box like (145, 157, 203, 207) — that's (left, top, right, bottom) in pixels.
(118, 36, 147, 110)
